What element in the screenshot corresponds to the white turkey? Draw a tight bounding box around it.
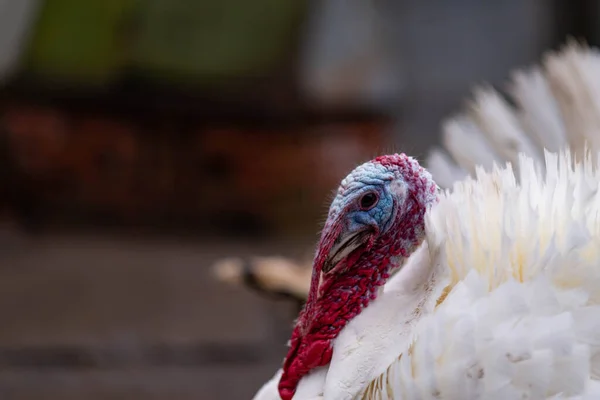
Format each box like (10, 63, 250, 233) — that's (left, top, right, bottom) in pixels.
(255, 149, 600, 399)
(215, 42, 600, 306)
(252, 42, 600, 399)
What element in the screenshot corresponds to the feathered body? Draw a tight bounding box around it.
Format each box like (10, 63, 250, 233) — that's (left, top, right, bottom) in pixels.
(379, 150, 600, 399)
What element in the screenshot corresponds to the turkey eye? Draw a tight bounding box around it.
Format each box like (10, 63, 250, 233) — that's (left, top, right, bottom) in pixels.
(359, 192, 379, 210)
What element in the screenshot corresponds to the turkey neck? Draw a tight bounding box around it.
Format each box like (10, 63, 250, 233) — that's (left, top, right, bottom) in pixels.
(278, 209, 428, 400)
(278, 254, 393, 400)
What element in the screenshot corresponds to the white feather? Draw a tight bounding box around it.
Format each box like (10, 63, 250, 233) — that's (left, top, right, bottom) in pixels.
(425, 148, 468, 189)
(440, 114, 505, 174)
(544, 43, 600, 157)
(427, 42, 600, 189)
(508, 67, 567, 153)
(469, 87, 542, 169)
(254, 369, 283, 400)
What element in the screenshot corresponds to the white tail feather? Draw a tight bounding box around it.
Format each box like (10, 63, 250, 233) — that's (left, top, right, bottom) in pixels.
(508, 67, 567, 153)
(427, 42, 600, 188)
(441, 115, 504, 173)
(425, 148, 468, 188)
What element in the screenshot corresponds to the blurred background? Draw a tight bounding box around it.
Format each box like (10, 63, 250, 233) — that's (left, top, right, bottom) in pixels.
(0, 0, 596, 398)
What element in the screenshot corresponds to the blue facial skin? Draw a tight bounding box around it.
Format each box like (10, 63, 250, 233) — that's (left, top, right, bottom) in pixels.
(341, 178, 401, 239)
(323, 161, 409, 267)
(321, 159, 417, 274)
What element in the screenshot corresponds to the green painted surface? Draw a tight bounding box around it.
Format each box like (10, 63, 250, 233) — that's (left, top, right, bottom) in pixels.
(24, 0, 136, 83)
(130, 0, 306, 83)
(22, 0, 306, 85)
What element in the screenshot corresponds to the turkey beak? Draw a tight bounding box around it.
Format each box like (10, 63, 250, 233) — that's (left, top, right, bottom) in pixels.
(322, 229, 371, 273)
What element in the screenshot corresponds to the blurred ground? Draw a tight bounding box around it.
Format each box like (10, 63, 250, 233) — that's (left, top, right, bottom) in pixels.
(0, 224, 308, 399)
